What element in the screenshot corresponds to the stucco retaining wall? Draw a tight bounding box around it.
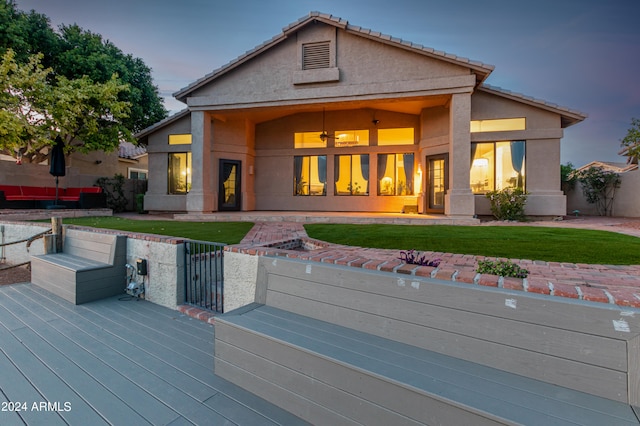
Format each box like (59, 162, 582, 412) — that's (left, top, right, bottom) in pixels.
(0, 221, 48, 264)
(222, 250, 259, 312)
(125, 236, 185, 309)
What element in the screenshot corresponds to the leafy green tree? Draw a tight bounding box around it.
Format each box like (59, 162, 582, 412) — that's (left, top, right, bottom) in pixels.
(621, 117, 640, 164)
(0, 1, 167, 134)
(0, 49, 51, 160)
(0, 49, 131, 163)
(560, 162, 577, 193)
(0, 1, 58, 67)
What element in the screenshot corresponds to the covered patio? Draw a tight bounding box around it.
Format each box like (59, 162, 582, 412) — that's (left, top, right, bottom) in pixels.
(0, 283, 307, 425)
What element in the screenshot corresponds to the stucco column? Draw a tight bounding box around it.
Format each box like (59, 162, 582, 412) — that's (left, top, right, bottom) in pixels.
(445, 93, 475, 217)
(187, 110, 214, 213)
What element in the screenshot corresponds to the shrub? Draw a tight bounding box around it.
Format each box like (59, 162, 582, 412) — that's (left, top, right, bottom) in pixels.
(398, 250, 441, 267)
(96, 174, 128, 213)
(573, 166, 621, 216)
(476, 259, 529, 278)
(486, 187, 529, 221)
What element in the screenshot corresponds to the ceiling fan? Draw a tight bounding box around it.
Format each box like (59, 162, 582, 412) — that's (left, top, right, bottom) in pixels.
(319, 108, 335, 141)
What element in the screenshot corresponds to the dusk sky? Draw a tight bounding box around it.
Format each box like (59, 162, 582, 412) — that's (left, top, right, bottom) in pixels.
(14, 0, 640, 167)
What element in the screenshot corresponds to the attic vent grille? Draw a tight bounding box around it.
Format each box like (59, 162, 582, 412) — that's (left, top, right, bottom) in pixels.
(302, 42, 330, 70)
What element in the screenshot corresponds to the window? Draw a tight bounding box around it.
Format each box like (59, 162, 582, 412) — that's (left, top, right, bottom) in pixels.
(168, 134, 192, 145)
(377, 153, 414, 195)
(470, 118, 525, 133)
(129, 168, 148, 180)
(294, 156, 326, 196)
(335, 155, 369, 195)
(334, 130, 369, 147)
(302, 42, 330, 70)
(294, 132, 326, 149)
(168, 152, 191, 194)
(470, 141, 525, 193)
(378, 128, 414, 146)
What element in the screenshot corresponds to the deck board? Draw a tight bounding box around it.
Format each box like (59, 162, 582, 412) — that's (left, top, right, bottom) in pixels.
(0, 283, 309, 426)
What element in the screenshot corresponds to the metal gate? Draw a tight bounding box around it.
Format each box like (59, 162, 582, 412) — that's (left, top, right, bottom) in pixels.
(184, 240, 225, 313)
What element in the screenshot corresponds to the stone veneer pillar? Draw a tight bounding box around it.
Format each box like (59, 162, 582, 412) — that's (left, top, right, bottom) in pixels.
(445, 92, 475, 217)
(187, 110, 215, 213)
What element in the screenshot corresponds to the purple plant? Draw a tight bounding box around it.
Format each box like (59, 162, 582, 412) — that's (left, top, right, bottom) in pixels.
(398, 250, 441, 267)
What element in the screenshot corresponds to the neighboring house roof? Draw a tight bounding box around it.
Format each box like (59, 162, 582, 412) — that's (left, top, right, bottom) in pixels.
(618, 146, 639, 164)
(576, 161, 638, 173)
(118, 141, 147, 160)
(173, 11, 496, 102)
(479, 85, 587, 128)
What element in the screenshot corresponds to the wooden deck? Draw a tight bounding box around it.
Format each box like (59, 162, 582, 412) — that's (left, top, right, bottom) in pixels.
(0, 283, 308, 426)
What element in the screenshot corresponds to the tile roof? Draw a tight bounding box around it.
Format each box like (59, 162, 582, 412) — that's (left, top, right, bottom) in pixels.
(576, 160, 638, 173)
(134, 108, 190, 140)
(173, 11, 495, 101)
(479, 84, 587, 127)
(118, 141, 147, 159)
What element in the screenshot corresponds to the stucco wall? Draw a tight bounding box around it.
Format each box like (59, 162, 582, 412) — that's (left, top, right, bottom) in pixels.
(470, 91, 566, 217)
(0, 151, 119, 189)
(567, 169, 640, 217)
(125, 236, 185, 309)
(0, 222, 48, 264)
(223, 251, 259, 312)
(145, 114, 193, 212)
(190, 24, 470, 108)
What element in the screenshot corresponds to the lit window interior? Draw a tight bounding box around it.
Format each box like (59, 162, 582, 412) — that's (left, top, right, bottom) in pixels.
(168, 134, 192, 145)
(334, 130, 369, 147)
(294, 132, 327, 149)
(378, 128, 414, 146)
(470, 118, 525, 133)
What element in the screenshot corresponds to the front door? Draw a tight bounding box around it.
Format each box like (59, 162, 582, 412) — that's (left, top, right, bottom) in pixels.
(426, 155, 448, 214)
(219, 160, 241, 211)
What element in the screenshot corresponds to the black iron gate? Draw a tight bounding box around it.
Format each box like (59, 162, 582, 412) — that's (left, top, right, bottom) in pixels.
(184, 240, 225, 313)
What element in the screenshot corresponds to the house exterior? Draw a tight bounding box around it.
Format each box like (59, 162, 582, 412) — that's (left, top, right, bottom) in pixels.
(136, 12, 586, 217)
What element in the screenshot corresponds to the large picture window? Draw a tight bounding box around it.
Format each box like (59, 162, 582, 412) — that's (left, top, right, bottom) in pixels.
(377, 153, 414, 195)
(470, 141, 525, 193)
(168, 152, 191, 194)
(334, 154, 369, 195)
(294, 155, 326, 196)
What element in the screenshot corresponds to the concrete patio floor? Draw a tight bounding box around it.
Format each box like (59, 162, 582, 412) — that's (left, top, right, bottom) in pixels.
(0, 283, 308, 426)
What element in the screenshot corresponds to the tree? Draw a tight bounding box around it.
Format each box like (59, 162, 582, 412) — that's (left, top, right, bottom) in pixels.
(621, 117, 640, 164)
(0, 1, 167, 135)
(0, 1, 59, 68)
(0, 49, 51, 161)
(574, 166, 621, 216)
(560, 162, 577, 193)
(0, 49, 131, 163)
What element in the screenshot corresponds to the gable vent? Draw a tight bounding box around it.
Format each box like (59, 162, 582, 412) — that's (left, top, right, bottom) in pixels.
(302, 42, 331, 70)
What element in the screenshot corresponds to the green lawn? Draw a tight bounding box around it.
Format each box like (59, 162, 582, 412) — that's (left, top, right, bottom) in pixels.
(304, 224, 640, 265)
(50, 217, 254, 245)
(47, 218, 640, 265)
